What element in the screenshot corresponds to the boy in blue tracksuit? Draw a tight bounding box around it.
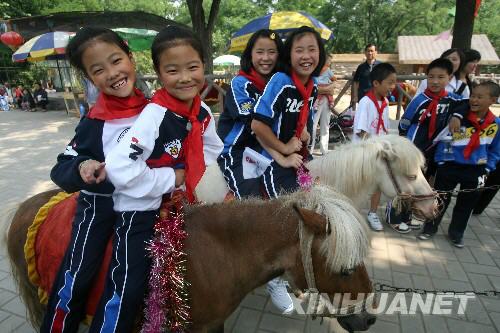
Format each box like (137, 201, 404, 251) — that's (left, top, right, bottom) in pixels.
(387, 58, 467, 229)
(419, 81, 500, 247)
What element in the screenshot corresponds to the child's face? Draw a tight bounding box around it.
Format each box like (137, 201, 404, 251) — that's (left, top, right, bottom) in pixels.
(157, 44, 205, 105)
(373, 73, 397, 98)
(464, 60, 479, 75)
(251, 37, 279, 77)
(427, 67, 451, 93)
(444, 51, 461, 73)
(290, 33, 319, 83)
(82, 42, 136, 98)
(469, 85, 496, 113)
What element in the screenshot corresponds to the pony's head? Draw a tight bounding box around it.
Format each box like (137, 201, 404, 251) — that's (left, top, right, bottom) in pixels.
(369, 135, 438, 219)
(282, 186, 376, 330)
(307, 135, 438, 219)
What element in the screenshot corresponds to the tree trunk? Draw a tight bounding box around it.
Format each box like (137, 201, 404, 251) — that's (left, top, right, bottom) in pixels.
(451, 0, 475, 49)
(186, 0, 221, 74)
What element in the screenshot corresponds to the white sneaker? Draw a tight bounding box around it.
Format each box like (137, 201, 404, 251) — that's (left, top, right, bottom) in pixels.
(267, 277, 294, 315)
(367, 212, 383, 231)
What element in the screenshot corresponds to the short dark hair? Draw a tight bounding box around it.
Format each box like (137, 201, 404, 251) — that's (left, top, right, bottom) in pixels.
(427, 58, 453, 75)
(151, 26, 204, 73)
(365, 43, 377, 51)
(280, 26, 326, 77)
(464, 49, 481, 63)
(370, 63, 396, 83)
(473, 80, 500, 98)
(240, 29, 283, 74)
(440, 48, 465, 77)
(66, 27, 129, 78)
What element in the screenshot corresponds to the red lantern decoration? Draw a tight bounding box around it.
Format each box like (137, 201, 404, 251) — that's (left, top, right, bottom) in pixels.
(0, 31, 24, 47)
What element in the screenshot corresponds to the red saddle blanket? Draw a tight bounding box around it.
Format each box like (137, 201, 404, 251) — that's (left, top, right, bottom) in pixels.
(25, 192, 112, 320)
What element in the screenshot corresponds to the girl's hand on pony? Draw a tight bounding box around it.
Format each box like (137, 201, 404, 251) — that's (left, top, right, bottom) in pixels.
(79, 160, 106, 184)
(174, 168, 186, 187)
(279, 153, 303, 169)
(300, 128, 310, 144)
(284, 136, 302, 155)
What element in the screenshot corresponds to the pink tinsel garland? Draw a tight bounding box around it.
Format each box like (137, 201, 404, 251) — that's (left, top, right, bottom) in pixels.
(297, 165, 313, 191)
(143, 206, 190, 333)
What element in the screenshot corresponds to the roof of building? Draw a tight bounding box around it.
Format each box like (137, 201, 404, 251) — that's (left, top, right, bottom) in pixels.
(397, 34, 499, 65)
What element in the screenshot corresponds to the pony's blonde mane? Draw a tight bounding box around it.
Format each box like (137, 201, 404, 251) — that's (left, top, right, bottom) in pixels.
(307, 135, 425, 200)
(283, 185, 370, 272)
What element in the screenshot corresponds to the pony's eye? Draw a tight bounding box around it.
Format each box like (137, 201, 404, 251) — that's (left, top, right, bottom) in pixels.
(407, 175, 417, 181)
(341, 268, 354, 276)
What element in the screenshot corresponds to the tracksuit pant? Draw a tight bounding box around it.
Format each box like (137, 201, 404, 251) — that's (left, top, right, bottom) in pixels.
(41, 192, 115, 333)
(262, 162, 299, 199)
(423, 163, 487, 240)
(218, 152, 262, 199)
(473, 161, 500, 214)
(89, 210, 156, 333)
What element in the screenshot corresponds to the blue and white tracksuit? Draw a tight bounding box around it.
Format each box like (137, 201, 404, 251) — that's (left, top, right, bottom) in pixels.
(423, 114, 500, 239)
(217, 75, 264, 198)
(253, 72, 317, 198)
(98, 101, 223, 333)
(41, 115, 139, 333)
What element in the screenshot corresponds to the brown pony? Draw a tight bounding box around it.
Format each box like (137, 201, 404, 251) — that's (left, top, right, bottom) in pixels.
(7, 185, 375, 332)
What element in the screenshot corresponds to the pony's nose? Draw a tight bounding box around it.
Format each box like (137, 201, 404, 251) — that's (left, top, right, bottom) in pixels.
(365, 313, 377, 326)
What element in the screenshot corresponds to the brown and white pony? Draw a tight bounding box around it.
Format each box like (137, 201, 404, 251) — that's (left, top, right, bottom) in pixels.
(7, 186, 375, 332)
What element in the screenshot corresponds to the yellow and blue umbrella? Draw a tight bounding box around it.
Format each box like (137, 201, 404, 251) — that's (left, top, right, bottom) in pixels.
(229, 11, 333, 53)
(12, 31, 74, 62)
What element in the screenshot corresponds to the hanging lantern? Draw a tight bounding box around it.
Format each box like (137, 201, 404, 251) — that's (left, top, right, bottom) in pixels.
(0, 31, 24, 47)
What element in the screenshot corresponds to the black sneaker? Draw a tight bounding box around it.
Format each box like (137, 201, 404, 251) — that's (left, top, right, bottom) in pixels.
(417, 232, 433, 240)
(449, 236, 464, 248)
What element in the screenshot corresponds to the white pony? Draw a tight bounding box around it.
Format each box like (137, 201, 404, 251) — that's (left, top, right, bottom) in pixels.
(196, 135, 437, 219)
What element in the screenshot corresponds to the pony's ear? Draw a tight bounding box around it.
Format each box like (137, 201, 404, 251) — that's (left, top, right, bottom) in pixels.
(377, 141, 397, 161)
(293, 204, 331, 235)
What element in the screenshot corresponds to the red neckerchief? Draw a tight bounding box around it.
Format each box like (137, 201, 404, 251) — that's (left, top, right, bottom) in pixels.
(366, 89, 388, 134)
(419, 88, 447, 139)
(151, 88, 203, 203)
(238, 69, 266, 92)
(87, 88, 147, 120)
(463, 110, 496, 160)
(291, 70, 314, 140)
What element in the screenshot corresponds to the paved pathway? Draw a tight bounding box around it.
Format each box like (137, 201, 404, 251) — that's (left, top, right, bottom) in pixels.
(0, 109, 499, 333)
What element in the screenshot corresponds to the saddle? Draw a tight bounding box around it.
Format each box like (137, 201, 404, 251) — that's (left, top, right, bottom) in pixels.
(25, 192, 112, 322)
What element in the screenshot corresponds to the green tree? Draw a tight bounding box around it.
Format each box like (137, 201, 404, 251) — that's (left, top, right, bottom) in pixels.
(186, 0, 221, 73)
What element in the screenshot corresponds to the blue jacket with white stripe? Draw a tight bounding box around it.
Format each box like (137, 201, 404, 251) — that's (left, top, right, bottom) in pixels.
(434, 113, 500, 172)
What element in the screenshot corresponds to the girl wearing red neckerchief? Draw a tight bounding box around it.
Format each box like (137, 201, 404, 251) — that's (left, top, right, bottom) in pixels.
(252, 26, 325, 199)
(42, 28, 148, 333)
(104, 26, 223, 328)
(217, 29, 290, 199)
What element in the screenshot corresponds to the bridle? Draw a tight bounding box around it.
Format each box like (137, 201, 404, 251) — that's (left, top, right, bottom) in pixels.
(382, 157, 438, 219)
(297, 219, 374, 318)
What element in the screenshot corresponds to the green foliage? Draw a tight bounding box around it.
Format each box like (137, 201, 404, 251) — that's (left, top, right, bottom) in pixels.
(15, 64, 49, 87)
(474, 1, 500, 53)
(133, 50, 154, 75)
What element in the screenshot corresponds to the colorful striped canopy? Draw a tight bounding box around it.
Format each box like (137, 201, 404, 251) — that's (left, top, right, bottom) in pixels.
(229, 11, 333, 53)
(12, 31, 74, 62)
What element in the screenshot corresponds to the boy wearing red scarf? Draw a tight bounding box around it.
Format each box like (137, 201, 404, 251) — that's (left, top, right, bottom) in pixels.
(391, 58, 468, 233)
(419, 81, 500, 247)
(352, 63, 398, 232)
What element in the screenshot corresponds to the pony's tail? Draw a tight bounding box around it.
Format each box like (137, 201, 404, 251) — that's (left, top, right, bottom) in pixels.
(5, 204, 45, 329)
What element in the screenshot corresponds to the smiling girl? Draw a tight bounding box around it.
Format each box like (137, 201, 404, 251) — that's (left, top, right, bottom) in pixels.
(217, 29, 285, 198)
(251, 26, 326, 198)
(42, 27, 148, 333)
(102, 25, 223, 332)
